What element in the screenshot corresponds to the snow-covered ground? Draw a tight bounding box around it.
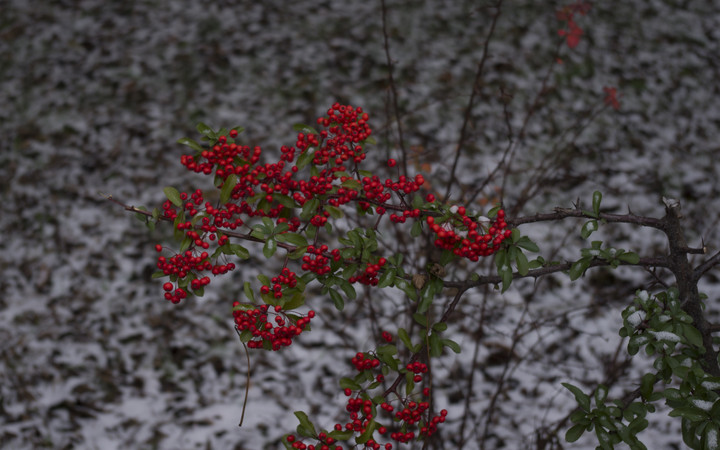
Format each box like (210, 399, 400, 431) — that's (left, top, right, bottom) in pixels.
(2, 1, 720, 448)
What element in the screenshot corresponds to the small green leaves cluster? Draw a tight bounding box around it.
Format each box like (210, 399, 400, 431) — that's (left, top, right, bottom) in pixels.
(564, 383, 650, 449)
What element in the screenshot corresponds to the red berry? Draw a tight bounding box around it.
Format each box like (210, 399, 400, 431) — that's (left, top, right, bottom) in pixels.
(387, 158, 397, 167)
(162, 282, 173, 291)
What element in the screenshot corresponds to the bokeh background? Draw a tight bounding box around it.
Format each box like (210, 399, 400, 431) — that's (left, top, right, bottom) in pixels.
(3, 1, 720, 448)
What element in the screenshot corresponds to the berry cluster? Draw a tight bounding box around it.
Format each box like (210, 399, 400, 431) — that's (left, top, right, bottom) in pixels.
(232, 304, 314, 350)
(556, 1, 590, 49)
(426, 208, 511, 261)
(260, 267, 298, 300)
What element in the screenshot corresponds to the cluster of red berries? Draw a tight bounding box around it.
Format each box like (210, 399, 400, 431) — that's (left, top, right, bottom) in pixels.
(347, 258, 387, 286)
(426, 208, 511, 261)
(556, 1, 590, 49)
(232, 304, 314, 350)
(259, 267, 298, 300)
(301, 245, 340, 275)
(351, 352, 381, 372)
(155, 245, 236, 302)
(286, 433, 340, 450)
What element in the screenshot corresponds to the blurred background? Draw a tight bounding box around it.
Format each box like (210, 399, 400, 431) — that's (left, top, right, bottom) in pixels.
(2, 1, 720, 448)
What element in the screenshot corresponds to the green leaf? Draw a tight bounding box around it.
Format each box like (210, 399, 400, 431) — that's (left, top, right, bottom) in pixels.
(681, 323, 704, 349)
(220, 174, 238, 204)
(562, 382, 591, 412)
(640, 373, 656, 400)
(377, 269, 396, 288)
(296, 149, 314, 170)
(163, 186, 182, 207)
(618, 252, 640, 264)
(413, 313, 428, 327)
(441, 338, 461, 353)
(592, 191, 603, 217)
(429, 332, 443, 357)
(300, 198, 320, 220)
(263, 238, 277, 258)
(339, 377, 362, 390)
(516, 250, 529, 276)
(325, 205, 344, 219)
(292, 123, 319, 135)
(411, 221, 423, 237)
(282, 292, 305, 310)
(329, 289, 344, 311)
(355, 419, 376, 445)
(328, 429, 354, 441)
(243, 282, 255, 302)
(177, 137, 204, 152)
(569, 257, 591, 281)
(500, 267, 513, 292)
(196, 122, 216, 139)
(432, 322, 448, 332)
(335, 277, 356, 300)
(275, 232, 308, 248)
(516, 236, 540, 252)
(293, 411, 316, 437)
(581, 220, 598, 239)
(398, 328, 413, 352)
(231, 244, 250, 259)
(565, 423, 587, 442)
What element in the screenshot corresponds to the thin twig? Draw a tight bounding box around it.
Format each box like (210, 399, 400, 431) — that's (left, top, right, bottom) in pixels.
(234, 326, 251, 427)
(380, 0, 408, 176)
(444, 0, 504, 202)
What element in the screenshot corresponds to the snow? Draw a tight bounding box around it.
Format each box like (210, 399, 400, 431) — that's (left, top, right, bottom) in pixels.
(3, 0, 720, 449)
(627, 310, 646, 328)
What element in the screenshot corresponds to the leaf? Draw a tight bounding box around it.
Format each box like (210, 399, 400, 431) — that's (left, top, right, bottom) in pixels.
(398, 328, 413, 352)
(618, 252, 640, 264)
(640, 373, 656, 400)
(300, 198, 320, 220)
(562, 382, 591, 412)
(296, 149, 314, 170)
(293, 411, 316, 437)
(355, 419, 376, 445)
(196, 122, 216, 139)
(441, 338, 461, 354)
(275, 232, 308, 248)
(592, 191, 603, 217)
(231, 244, 250, 259)
(243, 282, 255, 302)
(432, 322, 448, 332)
(283, 292, 305, 310)
(328, 429, 354, 441)
(292, 123, 319, 135)
(177, 137, 204, 152)
(516, 250, 529, 276)
(220, 174, 238, 204)
(565, 423, 587, 442)
(413, 313, 428, 327)
(329, 289, 344, 311)
(500, 267, 513, 292)
(516, 236, 540, 252)
(163, 186, 182, 207)
(325, 205, 344, 219)
(336, 278, 357, 300)
(411, 221, 422, 237)
(569, 257, 591, 281)
(339, 377, 362, 390)
(263, 238, 277, 258)
(377, 269, 396, 288)
(429, 332, 443, 357)
(681, 323, 704, 349)
(581, 220, 598, 239)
